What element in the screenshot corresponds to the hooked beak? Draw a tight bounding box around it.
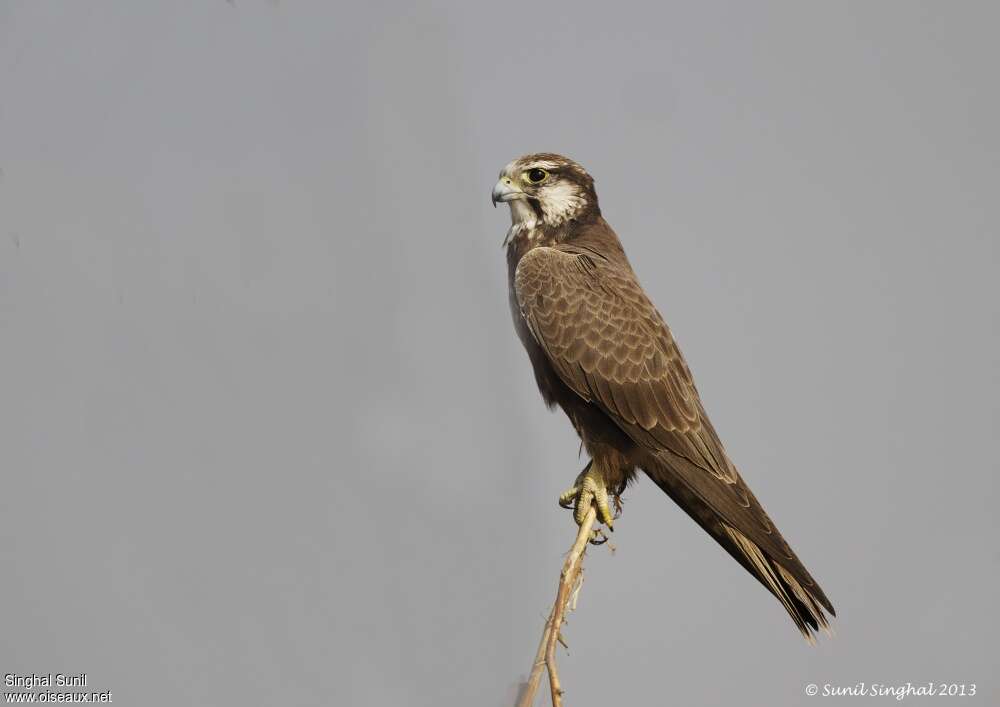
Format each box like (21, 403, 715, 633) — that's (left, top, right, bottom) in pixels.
(491, 177, 525, 207)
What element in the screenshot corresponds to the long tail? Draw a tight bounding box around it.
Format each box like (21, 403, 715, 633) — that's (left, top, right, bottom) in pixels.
(721, 523, 832, 641)
(642, 456, 834, 642)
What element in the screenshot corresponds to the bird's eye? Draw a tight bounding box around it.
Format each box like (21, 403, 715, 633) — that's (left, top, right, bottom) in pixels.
(526, 168, 548, 184)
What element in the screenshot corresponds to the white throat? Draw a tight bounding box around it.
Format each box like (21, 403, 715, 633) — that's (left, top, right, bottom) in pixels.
(509, 199, 537, 227)
(503, 199, 540, 246)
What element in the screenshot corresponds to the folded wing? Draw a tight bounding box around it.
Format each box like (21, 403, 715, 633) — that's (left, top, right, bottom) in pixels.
(515, 245, 833, 637)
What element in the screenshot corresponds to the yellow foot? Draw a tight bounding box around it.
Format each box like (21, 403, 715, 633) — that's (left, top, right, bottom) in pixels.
(558, 462, 616, 531)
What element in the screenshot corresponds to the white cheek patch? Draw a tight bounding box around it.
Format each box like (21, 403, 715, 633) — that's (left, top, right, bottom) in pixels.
(538, 180, 587, 225)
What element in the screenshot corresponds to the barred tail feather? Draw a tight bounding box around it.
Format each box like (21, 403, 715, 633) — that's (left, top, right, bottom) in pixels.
(722, 524, 833, 642)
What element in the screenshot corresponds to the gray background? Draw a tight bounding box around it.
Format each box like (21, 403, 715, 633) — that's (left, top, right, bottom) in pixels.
(1, 2, 997, 705)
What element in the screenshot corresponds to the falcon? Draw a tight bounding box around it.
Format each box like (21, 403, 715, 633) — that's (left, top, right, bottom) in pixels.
(493, 153, 834, 639)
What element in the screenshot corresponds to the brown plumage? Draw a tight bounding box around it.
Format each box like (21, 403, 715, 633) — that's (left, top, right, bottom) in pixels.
(494, 153, 834, 640)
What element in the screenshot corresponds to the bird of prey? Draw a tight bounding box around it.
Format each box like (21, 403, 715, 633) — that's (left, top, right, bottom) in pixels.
(493, 153, 834, 639)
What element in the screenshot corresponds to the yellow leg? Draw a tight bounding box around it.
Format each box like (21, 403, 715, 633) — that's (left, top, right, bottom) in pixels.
(558, 461, 615, 530)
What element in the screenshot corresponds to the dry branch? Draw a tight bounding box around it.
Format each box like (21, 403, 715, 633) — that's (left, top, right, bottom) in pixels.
(516, 506, 597, 707)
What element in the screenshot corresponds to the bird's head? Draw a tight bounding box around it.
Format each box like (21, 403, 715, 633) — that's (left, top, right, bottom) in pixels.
(492, 153, 599, 229)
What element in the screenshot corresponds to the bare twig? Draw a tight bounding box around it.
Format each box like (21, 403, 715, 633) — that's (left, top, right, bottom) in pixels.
(516, 506, 597, 707)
